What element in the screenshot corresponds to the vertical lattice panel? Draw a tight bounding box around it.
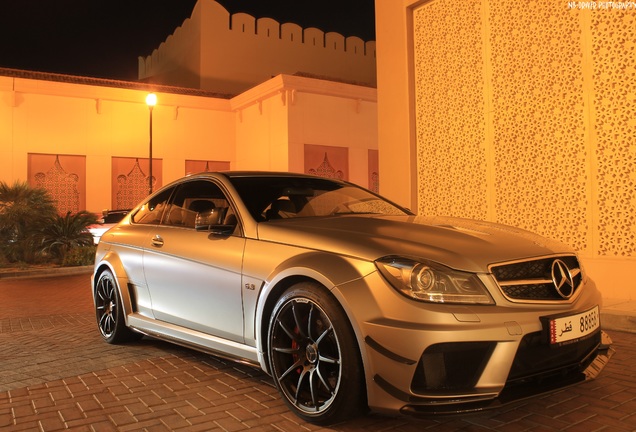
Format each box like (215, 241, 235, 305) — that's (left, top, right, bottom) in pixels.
(591, 11, 636, 256)
(488, 1, 590, 252)
(413, 0, 488, 220)
(413, 0, 634, 259)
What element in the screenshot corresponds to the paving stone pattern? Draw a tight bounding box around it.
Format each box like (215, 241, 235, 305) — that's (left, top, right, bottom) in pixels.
(1, 274, 635, 431)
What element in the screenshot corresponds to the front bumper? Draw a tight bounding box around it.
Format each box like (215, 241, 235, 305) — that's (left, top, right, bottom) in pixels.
(336, 271, 613, 416)
(397, 330, 613, 416)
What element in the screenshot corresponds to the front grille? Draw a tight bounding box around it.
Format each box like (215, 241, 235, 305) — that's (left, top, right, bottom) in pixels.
(490, 255, 582, 302)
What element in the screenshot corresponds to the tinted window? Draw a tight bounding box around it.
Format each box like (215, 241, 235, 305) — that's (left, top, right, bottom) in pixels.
(160, 180, 239, 234)
(229, 176, 410, 221)
(131, 187, 174, 225)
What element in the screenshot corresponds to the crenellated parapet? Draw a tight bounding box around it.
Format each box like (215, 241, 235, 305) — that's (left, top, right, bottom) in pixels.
(138, 0, 376, 95)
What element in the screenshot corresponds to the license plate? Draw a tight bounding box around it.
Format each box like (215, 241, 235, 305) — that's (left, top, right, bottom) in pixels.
(543, 306, 600, 346)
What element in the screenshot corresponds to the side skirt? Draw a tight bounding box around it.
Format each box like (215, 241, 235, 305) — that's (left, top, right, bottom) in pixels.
(127, 313, 261, 368)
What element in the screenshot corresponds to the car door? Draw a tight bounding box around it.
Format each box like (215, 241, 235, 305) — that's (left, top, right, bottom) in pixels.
(142, 179, 246, 343)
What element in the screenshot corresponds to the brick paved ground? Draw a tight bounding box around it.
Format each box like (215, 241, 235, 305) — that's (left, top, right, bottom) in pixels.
(0, 273, 635, 431)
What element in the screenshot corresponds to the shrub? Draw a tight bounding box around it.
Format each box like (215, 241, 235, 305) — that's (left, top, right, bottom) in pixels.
(0, 181, 57, 263)
(1, 181, 100, 266)
(41, 210, 99, 261)
(0, 252, 10, 268)
(62, 244, 97, 267)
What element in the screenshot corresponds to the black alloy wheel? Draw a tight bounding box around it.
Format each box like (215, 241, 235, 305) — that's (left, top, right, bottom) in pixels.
(94, 269, 140, 343)
(268, 282, 365, 424)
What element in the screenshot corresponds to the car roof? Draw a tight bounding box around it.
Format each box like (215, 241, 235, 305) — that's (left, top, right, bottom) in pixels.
(183, 171, 345, 183)
(219, 171, 327, 179)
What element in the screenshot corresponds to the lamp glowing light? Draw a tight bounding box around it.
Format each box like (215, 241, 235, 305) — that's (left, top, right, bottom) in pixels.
(146, 93, 157, 108)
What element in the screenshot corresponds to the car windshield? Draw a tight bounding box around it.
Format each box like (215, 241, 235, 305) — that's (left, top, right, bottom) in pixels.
(228, 175, 411, 221)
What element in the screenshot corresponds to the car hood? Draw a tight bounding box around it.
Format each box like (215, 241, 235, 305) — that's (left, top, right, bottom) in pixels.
(256, 215, 573, 272)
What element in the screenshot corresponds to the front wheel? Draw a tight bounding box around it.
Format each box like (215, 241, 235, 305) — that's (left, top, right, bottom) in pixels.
(94, 269, 141, 344)
(267, 282, 366, 424)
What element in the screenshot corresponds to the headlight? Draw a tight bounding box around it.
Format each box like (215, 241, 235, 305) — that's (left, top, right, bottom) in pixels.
(376, 256, 494, 305)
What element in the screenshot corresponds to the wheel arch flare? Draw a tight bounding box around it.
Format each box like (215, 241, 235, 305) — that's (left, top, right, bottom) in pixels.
(92, 253, 136, 324)
(252, 251, 377, 375)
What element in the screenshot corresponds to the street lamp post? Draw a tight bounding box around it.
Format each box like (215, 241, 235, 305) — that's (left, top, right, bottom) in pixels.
(145, 93, 157, 194)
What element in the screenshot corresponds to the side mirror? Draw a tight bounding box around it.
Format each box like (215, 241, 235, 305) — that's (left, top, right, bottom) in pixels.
(209, 224, 236, 236)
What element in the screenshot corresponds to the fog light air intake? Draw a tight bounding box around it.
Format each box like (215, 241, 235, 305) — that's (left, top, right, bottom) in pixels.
(411, 342, 496, 392)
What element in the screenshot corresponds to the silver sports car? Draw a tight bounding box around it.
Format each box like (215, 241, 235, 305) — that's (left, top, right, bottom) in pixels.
(92, 171, 612, 424)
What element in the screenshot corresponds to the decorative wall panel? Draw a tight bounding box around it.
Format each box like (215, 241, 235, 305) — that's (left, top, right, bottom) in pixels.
(28, 153, 86, 214)
(185, 160, 231, 175)
(368, 149, 379, 192)
(488, 0, 590, 252)
(411, 0, 636, 257)
(304, 144, 348, 180)
(111, 157, 163, 210)
(412, 0, 488, 221)
(590, 11, 636, 256)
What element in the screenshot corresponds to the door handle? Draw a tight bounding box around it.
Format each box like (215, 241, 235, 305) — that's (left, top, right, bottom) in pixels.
(151, 234, 164, 247)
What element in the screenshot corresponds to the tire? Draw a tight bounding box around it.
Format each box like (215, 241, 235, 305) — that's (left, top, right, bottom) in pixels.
(94, 269, 141, 344)
(267, 282, 366, 424)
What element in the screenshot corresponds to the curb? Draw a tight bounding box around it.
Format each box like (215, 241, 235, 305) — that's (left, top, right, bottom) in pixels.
(0, 265, 93, 280)
(601, 309, 636, 334)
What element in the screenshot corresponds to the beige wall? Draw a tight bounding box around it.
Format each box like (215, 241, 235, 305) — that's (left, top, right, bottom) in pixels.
(285, 76, 378, 185)
(376, 0, 636, 300)
(230, 74, 378, 188)
(0, 72, 377, 212)
(139, 0, 377, 96)
(375, 1, 418, 210)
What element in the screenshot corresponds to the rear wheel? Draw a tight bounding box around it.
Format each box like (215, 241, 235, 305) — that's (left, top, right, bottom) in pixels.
(94, 269, 141, 343)
(267, 282, 366, 424)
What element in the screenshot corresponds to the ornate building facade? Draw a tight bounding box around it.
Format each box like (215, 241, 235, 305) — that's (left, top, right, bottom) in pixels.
(0, 71, 377, 215)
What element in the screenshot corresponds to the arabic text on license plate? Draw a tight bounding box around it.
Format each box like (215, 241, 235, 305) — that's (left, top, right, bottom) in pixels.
(548, 306, 600, 345)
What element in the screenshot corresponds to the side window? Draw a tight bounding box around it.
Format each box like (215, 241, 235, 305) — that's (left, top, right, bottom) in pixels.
(131, 187, 175, 225)
(160, 180, 240, 234)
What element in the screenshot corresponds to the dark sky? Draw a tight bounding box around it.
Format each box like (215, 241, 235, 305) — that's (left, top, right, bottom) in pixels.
(0, 0, 375, 81)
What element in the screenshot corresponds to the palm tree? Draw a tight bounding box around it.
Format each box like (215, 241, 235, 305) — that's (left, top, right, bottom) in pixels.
(0, 181, 57, 263)
(41, 210, 98, 260)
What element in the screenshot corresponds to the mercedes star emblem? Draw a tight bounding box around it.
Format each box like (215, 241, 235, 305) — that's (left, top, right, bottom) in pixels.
(551, 259, 575, 299)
